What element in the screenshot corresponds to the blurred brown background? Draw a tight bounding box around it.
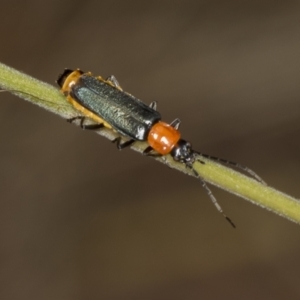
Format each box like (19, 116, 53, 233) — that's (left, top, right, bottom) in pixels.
(1, 1, 300, 299)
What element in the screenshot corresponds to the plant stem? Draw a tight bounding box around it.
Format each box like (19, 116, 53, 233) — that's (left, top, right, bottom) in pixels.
(1, 62, 299, 225)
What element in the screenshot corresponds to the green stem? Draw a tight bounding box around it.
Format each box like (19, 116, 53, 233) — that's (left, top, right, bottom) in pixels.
(1, 62, 299, 225)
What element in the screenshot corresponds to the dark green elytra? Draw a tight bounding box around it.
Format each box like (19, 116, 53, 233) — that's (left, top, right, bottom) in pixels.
(70, 74, 161, 140)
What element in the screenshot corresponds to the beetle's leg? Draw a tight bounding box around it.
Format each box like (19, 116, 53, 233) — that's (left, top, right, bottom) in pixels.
(149, 101, 157, 110)
(143, 145, 153, 155)
(143, 146, 162, 157)
(106, 75, 123, 91)
(112, 137, 135, 150)
(67, 116, 104, 130)
(169, 118, 181, 130)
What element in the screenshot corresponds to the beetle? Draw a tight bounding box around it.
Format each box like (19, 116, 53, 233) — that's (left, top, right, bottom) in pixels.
(57, 69, 266, 227)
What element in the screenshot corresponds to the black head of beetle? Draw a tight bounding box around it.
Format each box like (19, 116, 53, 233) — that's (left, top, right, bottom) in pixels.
(56, 68, 84, 88)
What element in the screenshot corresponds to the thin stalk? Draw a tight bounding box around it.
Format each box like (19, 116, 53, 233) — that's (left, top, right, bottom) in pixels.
(0, 62, 299, 225)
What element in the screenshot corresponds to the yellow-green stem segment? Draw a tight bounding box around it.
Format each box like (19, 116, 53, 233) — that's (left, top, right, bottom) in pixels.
(0, 62, 299, 224)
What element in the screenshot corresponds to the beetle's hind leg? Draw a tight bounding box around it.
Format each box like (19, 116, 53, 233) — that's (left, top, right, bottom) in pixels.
(149, 101, 157, 110)
(106, 75, 123, 91)
(112, 136, 135, 150)
(67, 116, 105, 130)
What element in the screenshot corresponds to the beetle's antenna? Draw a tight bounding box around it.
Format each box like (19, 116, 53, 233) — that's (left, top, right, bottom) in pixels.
(195, 152, 266, 185)
(188, 163, 236, 228)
